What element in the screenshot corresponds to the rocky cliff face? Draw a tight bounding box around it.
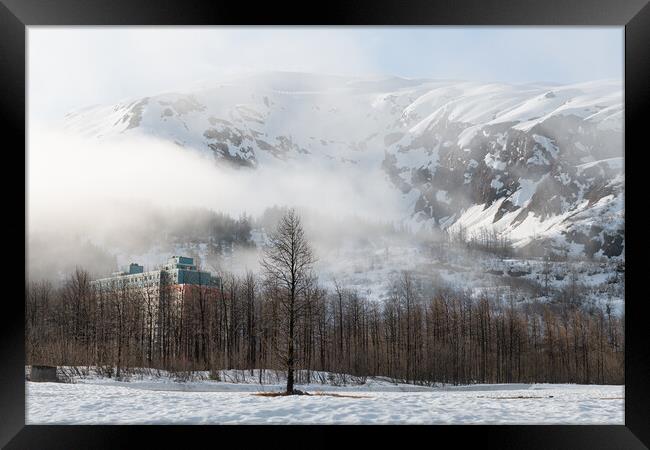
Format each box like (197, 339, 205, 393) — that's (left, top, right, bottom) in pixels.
(64, 72, 624, 258)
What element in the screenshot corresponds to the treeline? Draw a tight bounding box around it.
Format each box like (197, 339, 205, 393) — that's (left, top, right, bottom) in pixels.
(26, 270, 623, 385)
(449, 225, 514, 258)
(165, 209, 254, 247)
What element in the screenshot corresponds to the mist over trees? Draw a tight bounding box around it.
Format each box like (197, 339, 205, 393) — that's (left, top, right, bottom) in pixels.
(26, 211, 624, 386)
(28, 207, 256, 283)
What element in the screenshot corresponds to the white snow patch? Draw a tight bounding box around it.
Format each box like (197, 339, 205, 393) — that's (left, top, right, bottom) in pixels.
(26, 380, 624, 425)
(509, 177, 542, 207)
(577, 157, 623, 172)
(436, 190, 451, 204)
(532, 134, 559, 159)
(491, 178, 504, 190)
(484, 153, 506, 171)
(457, 125, 481, 148)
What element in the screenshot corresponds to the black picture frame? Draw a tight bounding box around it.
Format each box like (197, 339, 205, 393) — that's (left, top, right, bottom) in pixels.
(3, 0, 648, 448)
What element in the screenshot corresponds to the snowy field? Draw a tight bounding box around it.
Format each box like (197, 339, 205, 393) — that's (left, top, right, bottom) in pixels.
(26, 374, 624, 424)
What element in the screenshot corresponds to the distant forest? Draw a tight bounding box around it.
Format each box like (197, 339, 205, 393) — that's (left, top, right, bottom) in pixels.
(26, 210, 624, 387)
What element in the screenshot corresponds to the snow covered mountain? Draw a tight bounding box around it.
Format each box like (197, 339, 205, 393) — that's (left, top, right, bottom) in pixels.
(64, 72, 624, 259)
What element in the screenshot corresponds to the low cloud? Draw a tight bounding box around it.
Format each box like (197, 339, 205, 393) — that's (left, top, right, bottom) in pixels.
(27, 126, 409, 279)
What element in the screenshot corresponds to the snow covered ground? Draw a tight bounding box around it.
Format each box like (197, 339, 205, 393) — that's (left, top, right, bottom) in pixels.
(26, 373, 624, 424)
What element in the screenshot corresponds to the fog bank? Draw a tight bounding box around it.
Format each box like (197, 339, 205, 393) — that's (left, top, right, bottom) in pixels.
(27, 127, 410, 280)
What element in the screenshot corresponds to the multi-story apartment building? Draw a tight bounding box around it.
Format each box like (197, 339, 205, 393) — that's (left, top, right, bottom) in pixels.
(91, 256, 221, 295)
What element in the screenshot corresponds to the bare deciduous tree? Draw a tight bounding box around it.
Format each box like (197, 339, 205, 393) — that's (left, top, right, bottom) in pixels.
(260, 209, 315, 394)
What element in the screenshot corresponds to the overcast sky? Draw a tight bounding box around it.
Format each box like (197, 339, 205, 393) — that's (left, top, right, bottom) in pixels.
(28, 26, 623, 122)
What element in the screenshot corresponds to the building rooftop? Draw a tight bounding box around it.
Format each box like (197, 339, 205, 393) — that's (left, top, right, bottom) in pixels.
(92, 256, 220, 288)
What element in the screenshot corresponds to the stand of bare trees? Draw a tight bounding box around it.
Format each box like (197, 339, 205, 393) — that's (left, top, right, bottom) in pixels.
(26, 212, 624, 386)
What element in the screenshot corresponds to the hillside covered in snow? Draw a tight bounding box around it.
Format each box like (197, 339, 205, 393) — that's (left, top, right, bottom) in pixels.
(63, 72, 624, 260)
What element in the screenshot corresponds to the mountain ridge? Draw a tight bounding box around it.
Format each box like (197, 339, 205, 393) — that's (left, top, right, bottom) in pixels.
(63, 72, 624, 259)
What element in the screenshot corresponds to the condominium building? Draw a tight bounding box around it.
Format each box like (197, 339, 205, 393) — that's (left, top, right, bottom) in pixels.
(91, 256, 221, 294)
